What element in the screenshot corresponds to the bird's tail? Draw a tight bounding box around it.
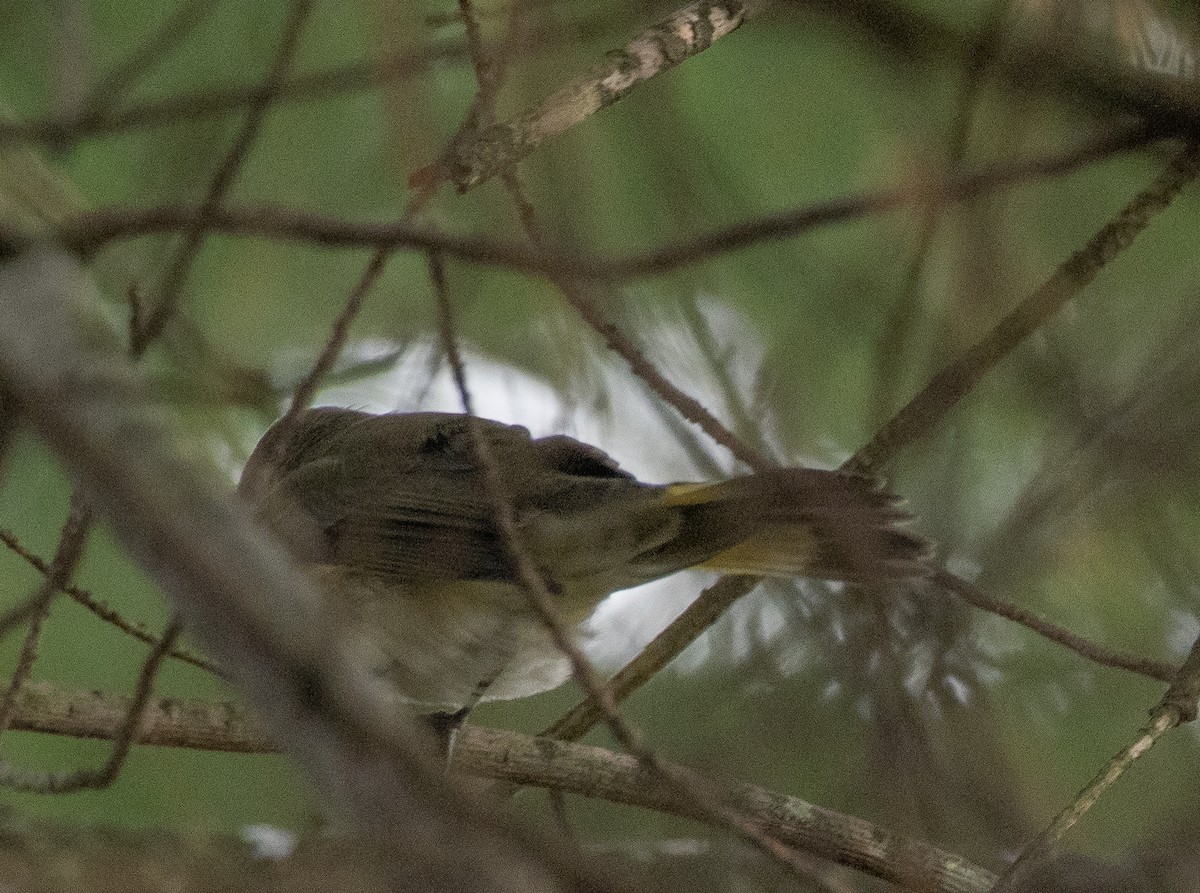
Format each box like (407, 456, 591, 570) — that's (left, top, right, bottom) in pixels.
(641, 469, 929, 582)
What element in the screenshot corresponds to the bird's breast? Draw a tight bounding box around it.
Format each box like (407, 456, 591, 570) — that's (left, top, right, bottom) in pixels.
(306, 564, 607, 709)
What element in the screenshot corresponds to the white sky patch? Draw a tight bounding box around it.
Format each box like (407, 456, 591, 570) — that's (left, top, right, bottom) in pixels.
(1166, 606, 1200, 656)
(240, 824, 297, 861)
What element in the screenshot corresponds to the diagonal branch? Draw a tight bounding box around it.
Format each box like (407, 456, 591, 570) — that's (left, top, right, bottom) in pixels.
(544, 575, 759, 741)
(992, 706, 1181, 892)
(0, 526, 221, 676)
(0, 499, 92, 736)
(444, 0, 767, 191)
(130, 0, 316, 355)
(845, 141, 1200, 475)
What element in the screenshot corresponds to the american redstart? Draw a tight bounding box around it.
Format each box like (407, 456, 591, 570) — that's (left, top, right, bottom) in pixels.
(238, 408, 926, 711)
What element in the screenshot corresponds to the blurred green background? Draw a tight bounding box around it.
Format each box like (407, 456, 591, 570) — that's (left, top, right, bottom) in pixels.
(1, 0, 1198, 879)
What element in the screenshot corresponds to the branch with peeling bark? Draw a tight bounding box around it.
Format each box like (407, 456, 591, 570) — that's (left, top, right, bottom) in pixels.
(438, 0, 766, 191)
(7, 678, 996, 893)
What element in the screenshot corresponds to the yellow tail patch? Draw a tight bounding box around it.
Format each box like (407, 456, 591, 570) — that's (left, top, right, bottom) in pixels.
(694, 525, 819, 577)
(663, 482, 722, 506)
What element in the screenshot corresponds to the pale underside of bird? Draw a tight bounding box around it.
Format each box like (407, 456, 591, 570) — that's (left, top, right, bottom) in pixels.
(238, 408, 928, 709)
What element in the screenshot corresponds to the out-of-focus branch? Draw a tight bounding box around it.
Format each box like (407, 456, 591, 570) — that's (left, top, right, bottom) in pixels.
(82, 0, 221, 116)
(1157, 629, 1200, 723)
(130, 0, 316, 355)
(60, 128, 1152, 276)
(0, 246, 627, 893)
(846, 142, 1200, 475)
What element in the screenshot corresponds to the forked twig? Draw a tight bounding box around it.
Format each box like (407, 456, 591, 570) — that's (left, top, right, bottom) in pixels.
(0, 526, 220, 676)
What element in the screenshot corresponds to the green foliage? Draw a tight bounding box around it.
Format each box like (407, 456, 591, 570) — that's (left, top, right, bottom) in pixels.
(0, 0, 1198, 878)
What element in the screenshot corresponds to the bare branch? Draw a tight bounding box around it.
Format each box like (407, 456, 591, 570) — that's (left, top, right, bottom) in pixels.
(82, 0, 221, 116)
(0, 621, 182, 793)
(846, 141, 1200, 475)
(62, 127, 1154, 279)
(933, 570, 1179, 684)
(131, 0, 316, 355)
(544, 575, 759, 742)
(265, 248, 391, 464)
(444, 0, 766, 191)
(4, 678, 996, 893)
(0, 499, 92, 736)
(993, 708, 1179, 892)
(0, 526, 221, 676)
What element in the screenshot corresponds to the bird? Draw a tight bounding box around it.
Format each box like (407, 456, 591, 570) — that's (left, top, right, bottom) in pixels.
(238, 407, 928, 715)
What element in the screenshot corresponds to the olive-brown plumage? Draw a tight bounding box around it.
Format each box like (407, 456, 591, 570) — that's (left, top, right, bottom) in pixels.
(239, 408, 927, 708)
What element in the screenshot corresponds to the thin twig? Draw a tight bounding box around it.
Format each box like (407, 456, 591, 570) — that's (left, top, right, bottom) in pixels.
(265, 248, 391, 464)
(130, 0, 316, 355)
(933, 569, 1178, 684)
(991, 707, 1179, 892)
(0, 526, 221, 675)
(976, 311, 1200, 598)
(64, 126, 1154, 279)
(677, 296, 777, 462)
(0, 499, 93, 737)
(0, 596, 46, 642)
(453, 0, 516, 136)
(501, 171, 772, 471)
(82, 0, 222, 117)
(501, 172, 774, 740)
(0, 620, 184, 794)
(427, 248, 646, 755)
(846, 141, 1200, 475)
(870, 0, 1016, 425)
(0, 24, 589, 151)
(8, 619, 181, 796)
(500, 173, 778, 747)
(544, 575, 759, 741)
